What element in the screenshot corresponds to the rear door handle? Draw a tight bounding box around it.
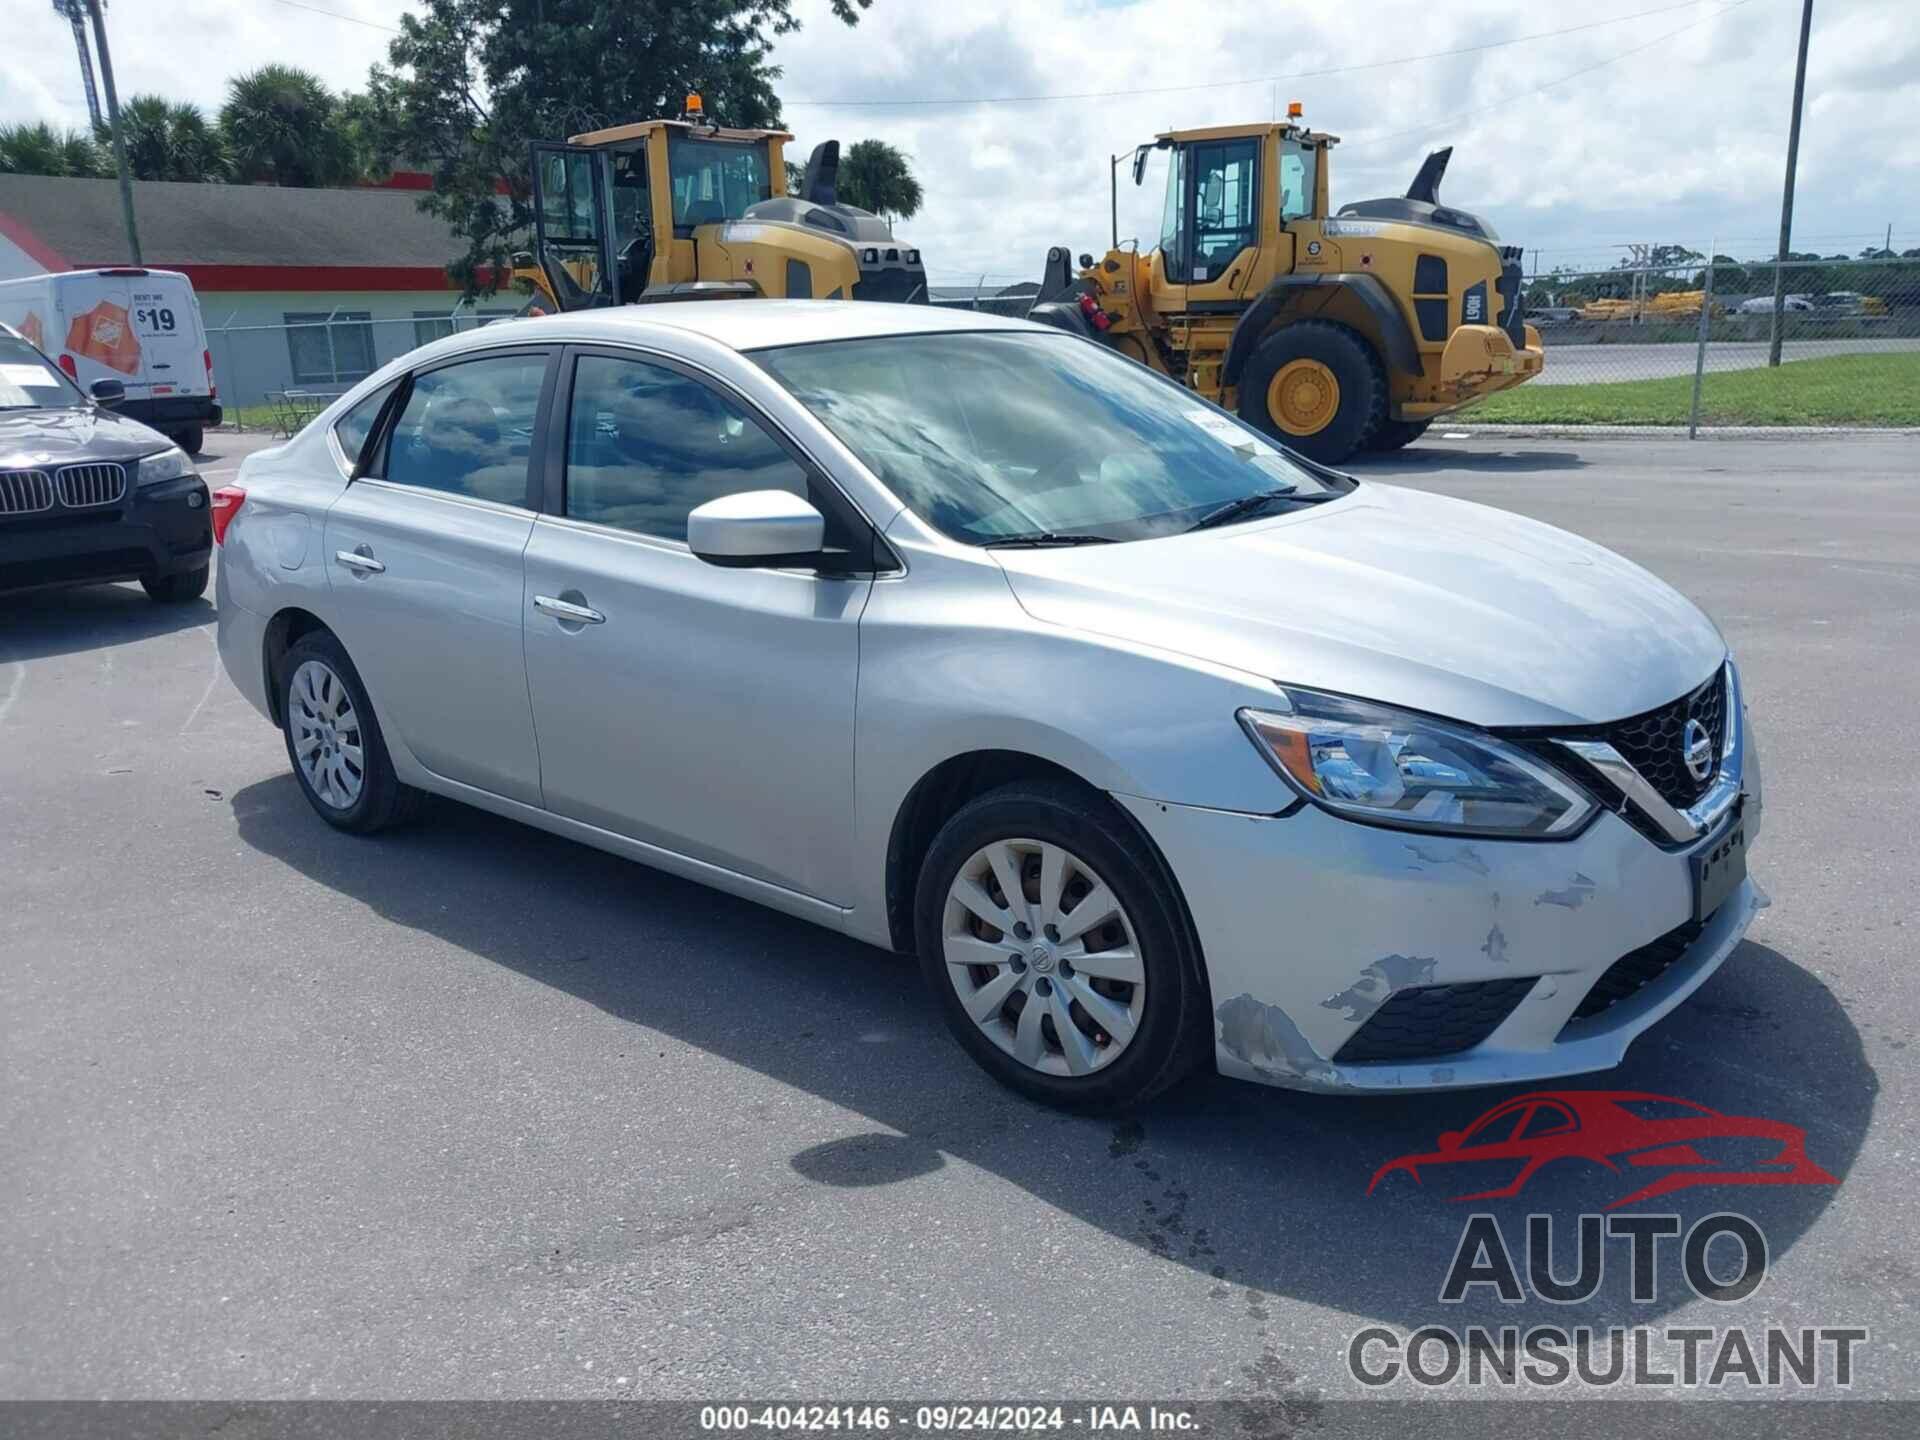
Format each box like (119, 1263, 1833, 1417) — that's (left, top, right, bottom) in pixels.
(533, 594, 606, 625)
(334, 548, 385, 574)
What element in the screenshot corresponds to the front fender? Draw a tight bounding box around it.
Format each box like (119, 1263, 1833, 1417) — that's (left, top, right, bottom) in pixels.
(841, 537, 1295, 947)
(1222, 273, 1421, 387)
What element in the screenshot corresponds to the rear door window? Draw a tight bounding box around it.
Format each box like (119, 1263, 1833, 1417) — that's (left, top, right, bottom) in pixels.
(379, 352, 549, 508)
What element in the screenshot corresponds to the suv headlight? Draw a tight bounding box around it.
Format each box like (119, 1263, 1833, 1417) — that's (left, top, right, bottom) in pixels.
(137, 446, 195, 487)
(1240, 689, 1596, 839)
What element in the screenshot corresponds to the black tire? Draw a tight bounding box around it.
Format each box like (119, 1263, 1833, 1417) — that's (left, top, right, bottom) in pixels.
(172, 426, 205, 456)
(1367, 419, 1431, 452)
(1238, 318, 1386, 463)
(141, 564, 208, 604)
(914, 779, 1205, 1111)
(278, 630, 423, 834)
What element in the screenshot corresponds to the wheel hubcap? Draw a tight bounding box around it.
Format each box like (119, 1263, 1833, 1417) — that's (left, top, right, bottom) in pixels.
(1268, 358, 1341, 436)
(289, 659, 364, 809)
(942, 838, 1145, 1078)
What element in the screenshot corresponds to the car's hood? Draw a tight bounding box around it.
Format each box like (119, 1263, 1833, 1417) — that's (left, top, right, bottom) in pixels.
(0, 407, 171, 467)
(992, 482, 1726, 728)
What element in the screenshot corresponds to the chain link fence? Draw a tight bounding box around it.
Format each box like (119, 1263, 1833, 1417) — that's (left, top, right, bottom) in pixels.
(208, 306, 529, 435)
(209, 258, 1917, 438)
(1502, 254, 1920, 432)
(932, 255, 1920, 434)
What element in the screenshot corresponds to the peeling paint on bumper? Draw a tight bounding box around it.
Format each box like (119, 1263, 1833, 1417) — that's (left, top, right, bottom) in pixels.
(1115, 792, 1764, 1094)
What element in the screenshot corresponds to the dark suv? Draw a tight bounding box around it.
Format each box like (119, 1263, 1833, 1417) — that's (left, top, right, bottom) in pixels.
(1, 327, 211, 602)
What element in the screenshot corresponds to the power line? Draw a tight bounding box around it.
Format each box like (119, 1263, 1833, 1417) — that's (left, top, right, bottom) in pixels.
(786, 0, 1738, 109)
(1343, 0, 1761, 148)
(269, 0, 402, 32)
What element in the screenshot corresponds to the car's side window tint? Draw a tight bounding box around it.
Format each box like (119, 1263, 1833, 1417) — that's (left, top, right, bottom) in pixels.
(381, 353, 547, 506)
(564, 353, 810, 543)
(332, 379, 398, 471)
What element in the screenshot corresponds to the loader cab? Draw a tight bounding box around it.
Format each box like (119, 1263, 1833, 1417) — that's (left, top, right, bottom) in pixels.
(527, 108, 789, 311)
(1142, 121, 1334, 311)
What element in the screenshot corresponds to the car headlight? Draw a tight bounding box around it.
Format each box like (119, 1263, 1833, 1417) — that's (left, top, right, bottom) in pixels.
(137, 446, 195, 487)
(1239, 689, 1597, 838)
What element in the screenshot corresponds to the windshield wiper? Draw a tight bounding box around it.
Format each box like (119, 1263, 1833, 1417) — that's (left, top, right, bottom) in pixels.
(1187, 487, 1330, 533)
(982, 531, 1119, 549)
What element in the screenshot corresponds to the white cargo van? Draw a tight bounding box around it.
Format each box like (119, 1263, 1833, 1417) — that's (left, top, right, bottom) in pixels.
(0, 267, 222, 453)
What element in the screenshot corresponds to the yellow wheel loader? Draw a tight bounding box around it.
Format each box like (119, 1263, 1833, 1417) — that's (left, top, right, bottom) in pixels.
(1027, 109, 1544, 461)
(512, 96, 928, 313)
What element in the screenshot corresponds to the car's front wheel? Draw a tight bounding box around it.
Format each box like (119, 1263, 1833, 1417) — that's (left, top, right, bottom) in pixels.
(279, 631, 421, 833)
(915, 780, 1204, 1110)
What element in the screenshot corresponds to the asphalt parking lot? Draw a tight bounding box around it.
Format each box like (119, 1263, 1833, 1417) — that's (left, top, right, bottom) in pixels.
(3, 432, 1916, 1411)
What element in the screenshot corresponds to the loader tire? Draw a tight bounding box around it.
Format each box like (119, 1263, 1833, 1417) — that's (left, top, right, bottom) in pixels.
(1238, 320, 1386, 463)
(1367, 419, 1431, 452)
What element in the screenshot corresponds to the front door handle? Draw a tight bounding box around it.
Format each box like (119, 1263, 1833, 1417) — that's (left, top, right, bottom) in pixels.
(533, 594, 606, 625)
(334, 548, 385, 574)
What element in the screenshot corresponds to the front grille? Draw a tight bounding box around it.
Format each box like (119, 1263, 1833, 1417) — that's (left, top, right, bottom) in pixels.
(1602, 669, 1725, 810)
(1563, 915, 1708, 1027)
(0, 469, 55, 515)
(1334, 977, 1537, 1064)
(54, 462, 127, 509)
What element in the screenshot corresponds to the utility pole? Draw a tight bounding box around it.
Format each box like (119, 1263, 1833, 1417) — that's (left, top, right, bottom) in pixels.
(50, 1, 102, 128)
(1766, 0, 1814, 367)
(85, 0, 141, 265)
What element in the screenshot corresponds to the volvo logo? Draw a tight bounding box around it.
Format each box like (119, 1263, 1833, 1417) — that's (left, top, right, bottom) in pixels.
(1682, 719, 1714, 784)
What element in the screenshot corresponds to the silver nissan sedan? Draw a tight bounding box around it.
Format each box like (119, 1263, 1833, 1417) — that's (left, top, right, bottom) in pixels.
(213, 301, 1763, 1110)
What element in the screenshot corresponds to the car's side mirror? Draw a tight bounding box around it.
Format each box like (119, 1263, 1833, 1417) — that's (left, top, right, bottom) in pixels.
(90, 378, 125, 407)
(688, 490, 826, 569)
(1437, 1130, 1463, 1153)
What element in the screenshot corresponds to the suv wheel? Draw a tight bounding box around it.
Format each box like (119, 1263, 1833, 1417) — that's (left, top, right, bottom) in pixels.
(915, 780, 1203, 1110)
(142, 565, 208, 604)
(279, 631, 422, 833)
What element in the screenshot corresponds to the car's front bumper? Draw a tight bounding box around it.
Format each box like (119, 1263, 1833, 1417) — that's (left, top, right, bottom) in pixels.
(0, 475, 211, 595)
(1116, 736, 1764, 1094)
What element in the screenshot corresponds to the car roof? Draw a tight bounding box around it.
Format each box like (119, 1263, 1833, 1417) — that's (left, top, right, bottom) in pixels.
(448, 299, 1040, 358)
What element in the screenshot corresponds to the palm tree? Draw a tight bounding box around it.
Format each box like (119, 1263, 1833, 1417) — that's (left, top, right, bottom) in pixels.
(836, 139, 923, 223)
(220, 65, 358, 186)
(0, 121, 108, 178)
(110, 96, 231, 182)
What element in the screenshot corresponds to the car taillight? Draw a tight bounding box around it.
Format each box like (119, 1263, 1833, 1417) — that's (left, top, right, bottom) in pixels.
(58, 353, 77, 379)
(210, 486, 246, 545)
(203, 348, 216, 399)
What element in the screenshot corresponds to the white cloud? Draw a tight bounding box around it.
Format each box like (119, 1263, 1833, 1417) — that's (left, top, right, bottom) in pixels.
(3, 0, 1915, 283)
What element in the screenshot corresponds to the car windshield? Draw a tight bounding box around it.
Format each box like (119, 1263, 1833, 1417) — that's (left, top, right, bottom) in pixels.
(0, 335, 84, 411)
(754, 331, 1351, 544)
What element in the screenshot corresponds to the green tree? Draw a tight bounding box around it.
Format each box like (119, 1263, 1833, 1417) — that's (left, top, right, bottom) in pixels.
(109, 96, 231, 182)
(0, 121, 107, 177)
(835, 138, 921, 221)
(362, 0, 874, 295)
(221, 65, 361, 186)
